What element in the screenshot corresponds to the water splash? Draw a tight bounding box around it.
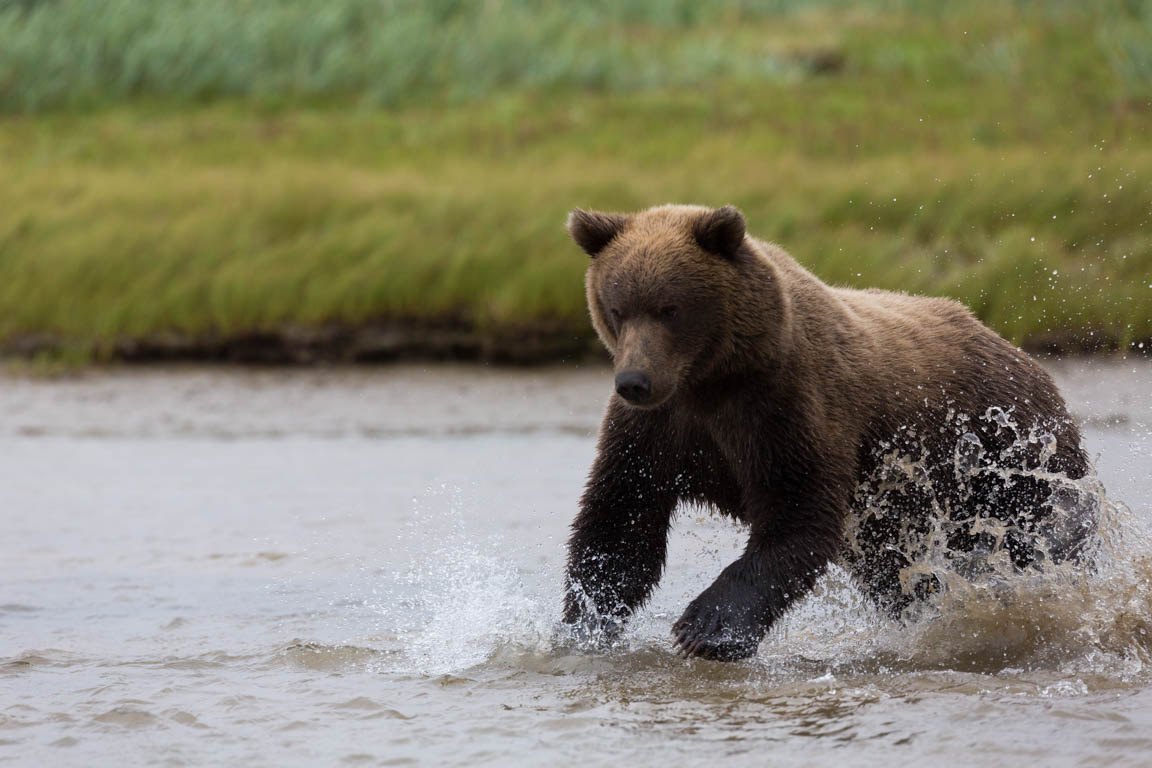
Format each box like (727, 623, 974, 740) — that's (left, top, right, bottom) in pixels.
(286, 430, 1149, 684)
(829, 408, 1152, 676)
(390, 485, 558, 675)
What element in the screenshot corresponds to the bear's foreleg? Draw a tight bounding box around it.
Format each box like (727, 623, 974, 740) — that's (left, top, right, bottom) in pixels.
(672, 494, 844, 661)
(562, 404, 680, 646)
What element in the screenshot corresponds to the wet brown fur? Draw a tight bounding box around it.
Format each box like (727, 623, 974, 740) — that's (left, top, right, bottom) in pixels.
(562, 204, 1090, 661)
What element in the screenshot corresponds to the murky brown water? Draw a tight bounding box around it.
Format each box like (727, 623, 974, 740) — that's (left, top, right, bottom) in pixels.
(2, 360, 1150, 766)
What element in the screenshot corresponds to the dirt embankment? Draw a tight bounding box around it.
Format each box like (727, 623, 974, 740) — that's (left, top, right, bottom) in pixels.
(3, 320, 1148, 367)
(0, 320, 605, 366)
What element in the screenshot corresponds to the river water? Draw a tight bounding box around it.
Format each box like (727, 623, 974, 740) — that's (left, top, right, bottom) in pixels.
(2, 360, 1150, 767)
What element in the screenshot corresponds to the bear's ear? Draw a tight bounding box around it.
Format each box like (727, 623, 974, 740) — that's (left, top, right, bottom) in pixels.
(567, 209, 628, 258)
(693, 205, 746, 257)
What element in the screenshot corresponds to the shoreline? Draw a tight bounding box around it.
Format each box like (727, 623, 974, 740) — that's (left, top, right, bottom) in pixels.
(2, 320, 1148, 368)
(0, 321, 604, 367)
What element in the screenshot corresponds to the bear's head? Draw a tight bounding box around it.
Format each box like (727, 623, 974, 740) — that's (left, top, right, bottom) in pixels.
(568, 204, 780, 409)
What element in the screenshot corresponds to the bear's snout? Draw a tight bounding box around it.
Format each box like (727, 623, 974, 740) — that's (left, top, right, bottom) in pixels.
(614, 369, 652, 405)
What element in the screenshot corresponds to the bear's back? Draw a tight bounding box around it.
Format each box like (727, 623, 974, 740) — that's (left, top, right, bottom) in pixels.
(832, 286, 990, 364)
(832, 284, 1072, 440)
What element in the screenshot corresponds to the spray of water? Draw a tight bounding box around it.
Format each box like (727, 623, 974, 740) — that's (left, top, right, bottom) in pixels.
(827, 407, 1152, 677)
(286, 423, 1149, 683)
(384, 485, 557, 675)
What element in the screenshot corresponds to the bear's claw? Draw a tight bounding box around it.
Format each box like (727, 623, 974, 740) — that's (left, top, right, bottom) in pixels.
(671, 594, 762, 661)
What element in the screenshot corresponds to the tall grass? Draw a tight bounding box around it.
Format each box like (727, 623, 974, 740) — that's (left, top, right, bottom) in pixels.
(2, 0, 1150, 112)
(0, 0, 818, 112)
(2, 105, 1149, 356)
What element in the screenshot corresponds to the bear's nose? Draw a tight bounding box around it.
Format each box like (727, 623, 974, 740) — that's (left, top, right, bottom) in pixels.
(615, 370, 652, 404)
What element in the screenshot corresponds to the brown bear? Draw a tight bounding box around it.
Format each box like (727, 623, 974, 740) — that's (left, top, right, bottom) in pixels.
(561, 204, 1095, 661)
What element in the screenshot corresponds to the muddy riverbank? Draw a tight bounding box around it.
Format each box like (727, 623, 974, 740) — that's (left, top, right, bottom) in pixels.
(4, 323, 1150, 366)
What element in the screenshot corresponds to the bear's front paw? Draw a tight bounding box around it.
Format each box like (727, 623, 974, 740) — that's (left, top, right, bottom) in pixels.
(671, 581, 766, 661)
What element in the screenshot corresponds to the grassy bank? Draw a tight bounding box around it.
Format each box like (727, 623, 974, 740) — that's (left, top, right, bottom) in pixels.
(1, 1, 1151, 362)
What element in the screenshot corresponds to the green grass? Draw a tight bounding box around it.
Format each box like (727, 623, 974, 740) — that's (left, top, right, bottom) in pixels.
(1, 1, 1151, 359)
(0, 0, 845, 112)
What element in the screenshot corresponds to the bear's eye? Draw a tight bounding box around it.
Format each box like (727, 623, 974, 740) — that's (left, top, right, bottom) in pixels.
(659, 305, 679, 321)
